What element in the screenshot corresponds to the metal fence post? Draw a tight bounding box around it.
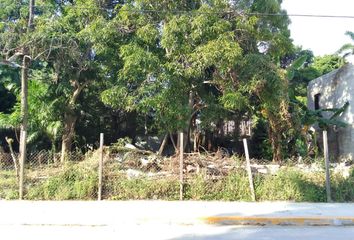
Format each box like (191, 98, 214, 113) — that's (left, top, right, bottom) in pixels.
(19, 130, 27, 200)
(98, 133, 104, 201)
(179, 131, 184, 201)
(243, 138, 256, 201)
(323, 130, 332, 202)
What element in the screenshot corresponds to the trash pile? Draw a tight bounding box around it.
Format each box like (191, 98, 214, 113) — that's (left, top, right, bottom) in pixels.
(102, 138, 354, 180)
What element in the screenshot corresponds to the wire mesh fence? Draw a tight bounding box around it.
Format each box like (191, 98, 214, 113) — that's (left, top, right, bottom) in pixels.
(0, 146, 243, 200)
(1, 138, 353, 201)
(0, 152, 18, 170)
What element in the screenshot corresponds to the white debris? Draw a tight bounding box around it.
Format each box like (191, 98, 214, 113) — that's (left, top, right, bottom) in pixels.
(333, 162, 352, 178)
(140, 157, 149, 167)
(186, 165, 196, 173)
(125, 143, 137, 150)
(126, 169, 144, 179)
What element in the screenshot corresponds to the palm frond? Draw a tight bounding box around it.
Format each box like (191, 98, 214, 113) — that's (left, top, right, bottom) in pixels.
(345, 31, 354, 41)
(26, 131, 42, 145)
(336, 43, 354, 55)
(286, 55, 307, 80)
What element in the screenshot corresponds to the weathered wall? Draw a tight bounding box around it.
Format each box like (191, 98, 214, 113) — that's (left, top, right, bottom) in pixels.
(307, 63, 354, 161)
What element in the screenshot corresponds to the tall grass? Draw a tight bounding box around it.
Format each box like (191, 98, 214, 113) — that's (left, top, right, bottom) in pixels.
(2, 162, 354, 202)
(26, 164, 98, 200)
(0, 170, 18, 199)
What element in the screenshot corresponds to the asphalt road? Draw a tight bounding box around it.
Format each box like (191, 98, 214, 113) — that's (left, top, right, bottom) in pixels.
(2, 225, 354, 240)
(2, 201, 354, 239)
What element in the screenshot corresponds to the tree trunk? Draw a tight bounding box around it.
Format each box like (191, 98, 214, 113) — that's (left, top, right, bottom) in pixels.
(19, 55, 29, 150)
(51, 140, 57, 163)
(158, 133, 169, 156)
(193, 131, 200, 152)
(60, 111, 77, 163)
(18, 48, 30, 174)
(28, 0, 35, 30)
(170, 133, 177, 152)
(184, 90, 194, 152)
(60, 78, 87, 162)
(5, 137, 19, 181)
(269, 122, 282, 163)
(271, 135, 282, 163)
(18, 0, 35, 173)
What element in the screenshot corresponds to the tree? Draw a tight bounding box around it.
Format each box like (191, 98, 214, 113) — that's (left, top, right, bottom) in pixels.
(0, 0, 37, 168)
(337, 31, 354, 58)
(28, 0, 111, 161)
(100, 0, 293, 160)
(1, 0, 297, 163)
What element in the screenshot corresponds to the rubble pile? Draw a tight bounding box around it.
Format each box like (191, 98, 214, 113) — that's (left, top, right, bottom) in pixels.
(105, 143, 354, 179)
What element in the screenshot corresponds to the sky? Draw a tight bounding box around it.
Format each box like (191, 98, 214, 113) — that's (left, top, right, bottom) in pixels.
(282, 0, 354, 57)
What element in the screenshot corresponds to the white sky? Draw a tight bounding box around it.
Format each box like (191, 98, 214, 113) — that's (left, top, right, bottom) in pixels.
(282, 0, 354, 56)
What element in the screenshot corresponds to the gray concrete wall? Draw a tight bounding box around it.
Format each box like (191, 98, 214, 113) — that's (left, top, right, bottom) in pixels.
(307, 63, 354, 161)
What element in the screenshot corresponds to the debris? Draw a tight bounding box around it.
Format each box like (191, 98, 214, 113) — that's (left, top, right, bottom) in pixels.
(125, 143, 137, 150)
(126, 169, 144, 179)
(107, 146, 354, 180)
(186, 165, 196, 173)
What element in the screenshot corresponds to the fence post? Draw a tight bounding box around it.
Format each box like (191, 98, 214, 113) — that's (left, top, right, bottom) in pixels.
(98, 133, 104, 201)
(323, 130, 332, 202)
(243, 138, 256, 201)
(179, 131, 184, 201)
(19, 130, 27, 200)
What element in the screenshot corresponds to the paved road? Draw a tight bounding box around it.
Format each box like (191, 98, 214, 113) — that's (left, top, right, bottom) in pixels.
(2, 201, 354, 239)
(2, 201, 354, 226)
(2, 224, 354, 240)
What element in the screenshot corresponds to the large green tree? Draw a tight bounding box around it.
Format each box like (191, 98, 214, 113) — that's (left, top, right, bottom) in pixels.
(100, 0, 293, 160)
(1, 0, 299, 162)
(26, 0, 112, 161)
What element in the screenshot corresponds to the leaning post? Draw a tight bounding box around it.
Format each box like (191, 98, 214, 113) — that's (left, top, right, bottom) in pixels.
(240, 117, 256, 201)
(323, 130, 332, 202)
(243, 138, 256, 201)
(179, 131, 184, 201)
(98, 133, 104, 201)
(19, 130, 27, 200)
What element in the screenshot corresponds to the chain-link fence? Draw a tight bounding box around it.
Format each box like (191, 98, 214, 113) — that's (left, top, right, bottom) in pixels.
(0, 145, 244, 200)
(1, 149, 85, 199)
(0, 151, 19, 199)
(1, 141, 354, 201)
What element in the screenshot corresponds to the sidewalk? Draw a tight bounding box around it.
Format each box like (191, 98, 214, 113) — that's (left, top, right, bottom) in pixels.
(1, 201, 354, 227)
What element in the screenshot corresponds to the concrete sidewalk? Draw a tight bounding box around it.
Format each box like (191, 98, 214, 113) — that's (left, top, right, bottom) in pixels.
(0, 201, 354, 227)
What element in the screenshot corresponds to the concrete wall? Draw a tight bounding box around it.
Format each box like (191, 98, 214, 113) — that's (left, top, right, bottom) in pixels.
(307, 63, 354, 161)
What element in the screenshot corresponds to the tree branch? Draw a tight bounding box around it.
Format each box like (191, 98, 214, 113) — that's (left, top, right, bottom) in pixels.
(5, 137, 19, 181)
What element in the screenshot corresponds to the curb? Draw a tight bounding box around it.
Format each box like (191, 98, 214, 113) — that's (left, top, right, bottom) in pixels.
(203, 216, 354, 226)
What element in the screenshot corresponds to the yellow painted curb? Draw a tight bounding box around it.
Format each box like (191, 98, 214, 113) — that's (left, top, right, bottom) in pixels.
(203, 216, 354, 226)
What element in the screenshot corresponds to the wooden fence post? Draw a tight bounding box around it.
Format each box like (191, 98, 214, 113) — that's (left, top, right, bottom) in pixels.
(179, 131, 184, 201)
(243, 138, 256, 201)
(98, 133, 104, 201)
(323, 130, 332, 202)
(19, 130, 27, 200)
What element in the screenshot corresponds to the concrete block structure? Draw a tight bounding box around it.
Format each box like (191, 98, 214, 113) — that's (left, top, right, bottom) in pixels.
(307, 63, 354, 161)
